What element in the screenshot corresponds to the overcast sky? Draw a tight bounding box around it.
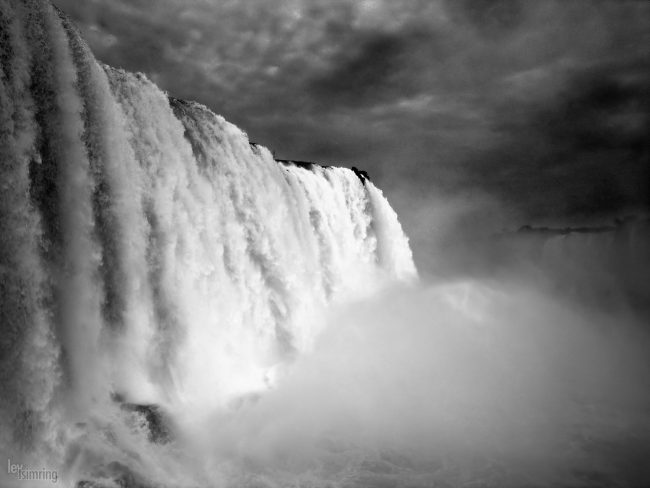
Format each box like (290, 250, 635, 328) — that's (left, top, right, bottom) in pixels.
(53, 0, 649, 267)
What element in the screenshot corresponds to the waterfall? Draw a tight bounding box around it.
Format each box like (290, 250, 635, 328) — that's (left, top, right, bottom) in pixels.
(0, 1, 416, 485)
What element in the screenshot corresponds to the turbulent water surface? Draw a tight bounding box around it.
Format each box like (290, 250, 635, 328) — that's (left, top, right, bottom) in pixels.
(1, 1, 649, 487)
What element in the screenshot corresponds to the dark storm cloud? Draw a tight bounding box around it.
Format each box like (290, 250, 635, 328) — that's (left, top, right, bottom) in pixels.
(534, 65, 648, 154)
(447, 0, 525, 36)
(52, 0, 650, 269)
(475, 60, 650, 219)
(307, 29, 428, 108)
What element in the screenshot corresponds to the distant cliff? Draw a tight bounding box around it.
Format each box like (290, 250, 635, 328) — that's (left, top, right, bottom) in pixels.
(492, 216, 650, 311)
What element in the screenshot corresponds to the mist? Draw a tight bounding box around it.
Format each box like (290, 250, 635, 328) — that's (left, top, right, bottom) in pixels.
(163, 211, 650, 487)
(175, 279, 647, 486)
(1, 2, 648, 487)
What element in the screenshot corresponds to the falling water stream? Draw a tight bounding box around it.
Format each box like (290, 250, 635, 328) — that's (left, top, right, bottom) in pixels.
(1, 2, 649, 487)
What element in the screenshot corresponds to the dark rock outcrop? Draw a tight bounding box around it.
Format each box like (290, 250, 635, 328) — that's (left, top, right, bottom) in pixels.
(111, 393, 172, 444)
(275, 158, 330, 170)
(351, 166, 370, 184)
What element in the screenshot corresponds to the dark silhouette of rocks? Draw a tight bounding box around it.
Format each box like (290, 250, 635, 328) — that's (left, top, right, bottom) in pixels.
(112, 393, 171, 444)
(514, 215, 648, 237)
(274, 159, 371, 184)
(124, 403, 171, 444)
(351, 166, 370, 184)
(275, 158, 332, 171)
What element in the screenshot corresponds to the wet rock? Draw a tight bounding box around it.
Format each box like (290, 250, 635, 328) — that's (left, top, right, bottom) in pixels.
(111, 393, 172, 444)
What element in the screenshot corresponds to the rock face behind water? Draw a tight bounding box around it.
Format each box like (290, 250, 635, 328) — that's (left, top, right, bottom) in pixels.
(112, 393, 172, 445)
(124, 404, 170, 444)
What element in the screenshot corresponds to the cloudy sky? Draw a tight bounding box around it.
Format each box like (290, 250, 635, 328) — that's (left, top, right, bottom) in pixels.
(53, 0, 649, 267)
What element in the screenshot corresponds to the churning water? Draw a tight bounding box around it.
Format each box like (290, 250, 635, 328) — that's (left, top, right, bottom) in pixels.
(1, 2, 649, 487)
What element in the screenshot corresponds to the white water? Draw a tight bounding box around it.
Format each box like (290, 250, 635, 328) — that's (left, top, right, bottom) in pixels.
(0, 1, 418, 485)
(1, 2, 649, 487)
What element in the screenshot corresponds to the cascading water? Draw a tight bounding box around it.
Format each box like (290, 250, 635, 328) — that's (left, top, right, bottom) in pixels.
(3, 2, 650, 488)
(0, 1, 416, 485)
